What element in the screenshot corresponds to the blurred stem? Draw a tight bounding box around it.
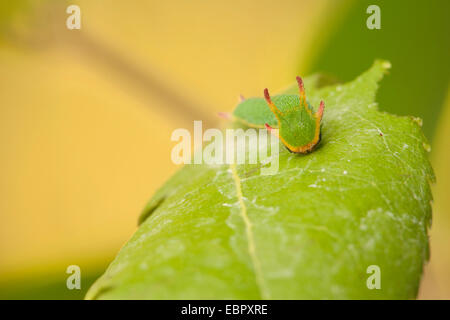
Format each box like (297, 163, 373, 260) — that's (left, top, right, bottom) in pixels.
(62, 31, 217, 128)
(5, 1, 217, 128)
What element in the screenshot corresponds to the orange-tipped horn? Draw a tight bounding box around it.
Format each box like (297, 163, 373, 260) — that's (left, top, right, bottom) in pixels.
(263, 88, 272, 104)
(264, 88, 283, 118)
(296, 76, 306, 105)
(316, 100, 325, 121)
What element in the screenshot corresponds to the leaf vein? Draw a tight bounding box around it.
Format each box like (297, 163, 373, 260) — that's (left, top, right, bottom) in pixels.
(230, 163, 270, 299)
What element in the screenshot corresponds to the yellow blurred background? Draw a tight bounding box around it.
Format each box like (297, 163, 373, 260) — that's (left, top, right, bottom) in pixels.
(0, 0, 448, 299)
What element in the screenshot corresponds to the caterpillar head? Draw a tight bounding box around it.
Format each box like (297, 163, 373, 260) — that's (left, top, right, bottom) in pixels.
(264, 77, 324, 154)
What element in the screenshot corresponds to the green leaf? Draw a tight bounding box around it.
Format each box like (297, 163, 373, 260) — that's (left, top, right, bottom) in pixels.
(86, 60, 434, 299)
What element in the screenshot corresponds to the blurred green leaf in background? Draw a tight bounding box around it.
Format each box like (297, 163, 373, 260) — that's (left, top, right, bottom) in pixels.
(307, 0, 450, 141)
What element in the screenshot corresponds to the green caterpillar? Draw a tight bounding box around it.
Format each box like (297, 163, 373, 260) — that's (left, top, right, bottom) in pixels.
(222, 77, 325, 154)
